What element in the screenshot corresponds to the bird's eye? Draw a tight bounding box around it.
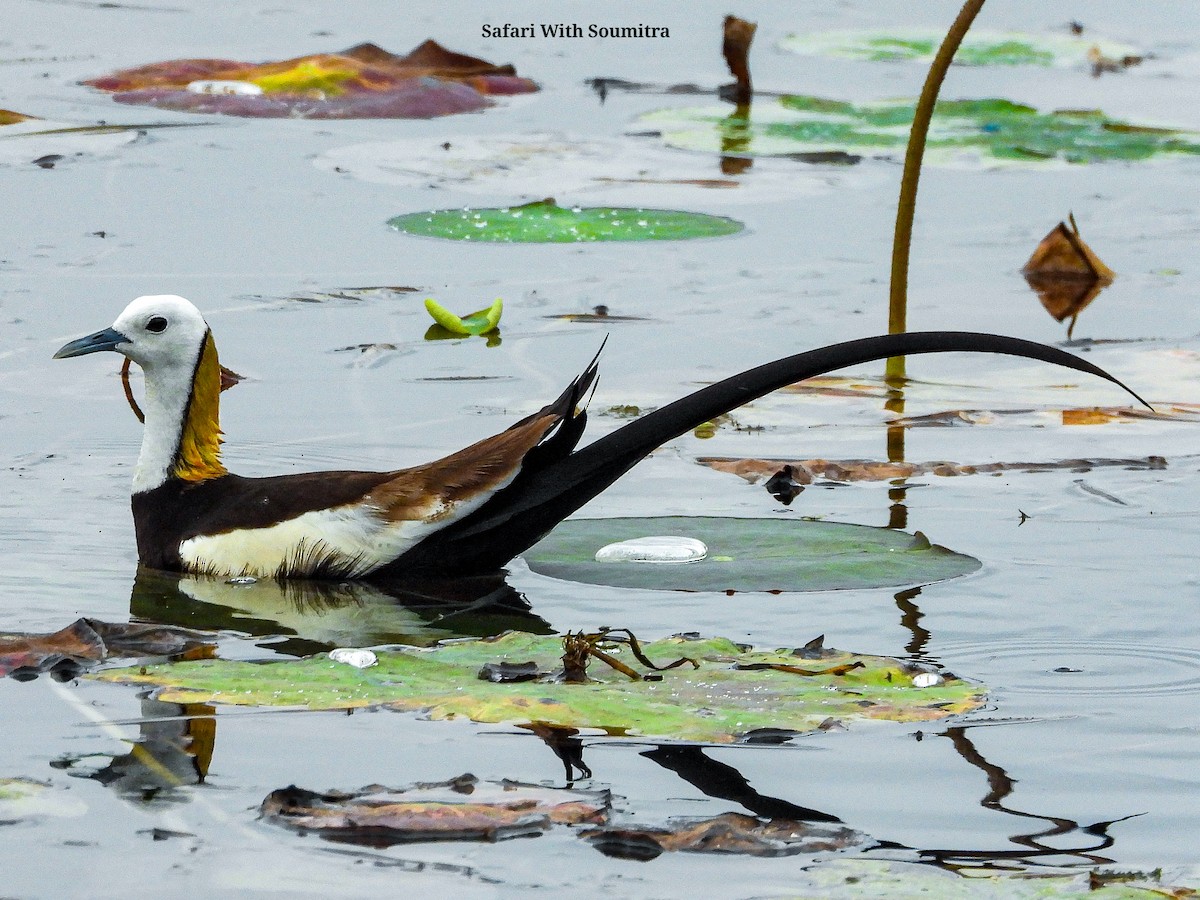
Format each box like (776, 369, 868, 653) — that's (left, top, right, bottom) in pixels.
(146, 316, 168, 334)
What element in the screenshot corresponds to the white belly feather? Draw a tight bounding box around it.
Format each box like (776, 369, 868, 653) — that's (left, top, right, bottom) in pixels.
(178, 488, 499, 578)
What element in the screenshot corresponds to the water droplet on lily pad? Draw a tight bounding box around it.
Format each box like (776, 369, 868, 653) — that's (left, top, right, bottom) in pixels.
(329, 648, 379, 669)
(595, 536, 708, 564)
(525, 517, 980, 592)
(186, 80, 263, 96)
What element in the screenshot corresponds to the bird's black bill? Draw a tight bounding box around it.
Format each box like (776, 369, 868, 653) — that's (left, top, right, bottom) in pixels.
(53, 327, 127, 359)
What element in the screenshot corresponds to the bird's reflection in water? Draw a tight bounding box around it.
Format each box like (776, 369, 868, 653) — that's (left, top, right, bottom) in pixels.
(128, 567, 552, 657)
(57, 698, 215, 804)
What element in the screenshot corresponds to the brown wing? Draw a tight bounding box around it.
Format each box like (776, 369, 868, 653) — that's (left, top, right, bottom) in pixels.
(364, 412, 562, 522)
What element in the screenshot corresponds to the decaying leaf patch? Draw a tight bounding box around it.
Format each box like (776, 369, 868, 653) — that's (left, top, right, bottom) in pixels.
(0, 618, 212, 680)
(83, 41, 537, 119)
(700, 453, 1168, 486)
(260, 775, 609, 846)
(583, 812, 866, 858)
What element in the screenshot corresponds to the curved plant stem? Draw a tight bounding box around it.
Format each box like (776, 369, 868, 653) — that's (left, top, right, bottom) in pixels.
(886, 0, 986, 383)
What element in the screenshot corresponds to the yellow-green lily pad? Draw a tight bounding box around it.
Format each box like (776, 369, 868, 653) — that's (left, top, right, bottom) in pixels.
(639, 97, 1200, 164)
(91, 632, 984, 743)
(523, 517, 980, 592)
(388, 198, 743, 242)
(424, 297, 502, 334)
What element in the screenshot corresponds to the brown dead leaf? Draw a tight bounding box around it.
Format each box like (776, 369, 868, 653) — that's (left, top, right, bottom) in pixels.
(1023, 215, 1113, 337)
(261, 777, 609, 847)
(582, 812, 863, 858)
(0, 618, 211, 679)
(699, 454, 1168, 485)
(1023, 215, 1114, 281)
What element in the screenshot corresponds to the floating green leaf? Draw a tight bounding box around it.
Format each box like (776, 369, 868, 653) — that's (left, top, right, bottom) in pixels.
(424, 297, 502, 334)
(92, 632, 984, 742)
(779, 30, 1141, 67)
(639, 97, 1200, 164)
(523, 517, 979, 592)
(388, 198, 743, 242)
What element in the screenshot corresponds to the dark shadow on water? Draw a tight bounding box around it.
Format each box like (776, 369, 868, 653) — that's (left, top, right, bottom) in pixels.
(531, 724, 1132, 868)
(895, 586, 931, 660)
(914, 725, 1132, 870)
(641, 744, 843, 823)
(129, 567, 552, 656)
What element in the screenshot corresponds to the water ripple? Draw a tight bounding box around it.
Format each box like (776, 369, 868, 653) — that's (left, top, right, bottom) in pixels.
(933, 639, 1200, 697)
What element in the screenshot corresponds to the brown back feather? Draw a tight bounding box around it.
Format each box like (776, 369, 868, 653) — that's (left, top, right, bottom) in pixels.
(365, 413, 560, 522)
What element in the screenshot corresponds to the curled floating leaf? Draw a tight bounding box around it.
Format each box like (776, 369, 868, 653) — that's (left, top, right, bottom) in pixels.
(423, 297, 502, 335)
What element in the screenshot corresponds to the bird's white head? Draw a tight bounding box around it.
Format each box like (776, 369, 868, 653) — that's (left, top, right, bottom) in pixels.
(56, 294, 211, 373)
(55, 295, 226, 490)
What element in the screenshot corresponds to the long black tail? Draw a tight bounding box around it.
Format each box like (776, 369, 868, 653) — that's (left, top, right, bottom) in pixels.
(386, 332, 1147, 576)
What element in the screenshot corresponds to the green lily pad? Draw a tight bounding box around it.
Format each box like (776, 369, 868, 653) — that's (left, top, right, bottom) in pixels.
(523, 517, 979, 592)
(638, 97, 1200, 165)
(92, 632, 984, 742)
(424, 297, 502, 334)
(779, 29, 1141, 67)
(388, 198, 743, 242)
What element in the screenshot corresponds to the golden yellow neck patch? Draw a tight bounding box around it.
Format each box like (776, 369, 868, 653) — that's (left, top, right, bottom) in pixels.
(174, 331, 227, 482)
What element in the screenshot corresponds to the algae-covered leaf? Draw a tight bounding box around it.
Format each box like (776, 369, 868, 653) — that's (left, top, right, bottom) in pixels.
(638, 96, 1200, 165)
(83, 40, 536, 119)
(92, 632, 985, 742)
(779, 29, 1142, 67)
(260, 775, 609, 846)
(523, 517, 979, 592)
(389, 198, 743, 243)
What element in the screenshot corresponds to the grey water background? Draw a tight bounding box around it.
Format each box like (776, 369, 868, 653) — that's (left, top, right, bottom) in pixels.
(1, 0, 1199, 895)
